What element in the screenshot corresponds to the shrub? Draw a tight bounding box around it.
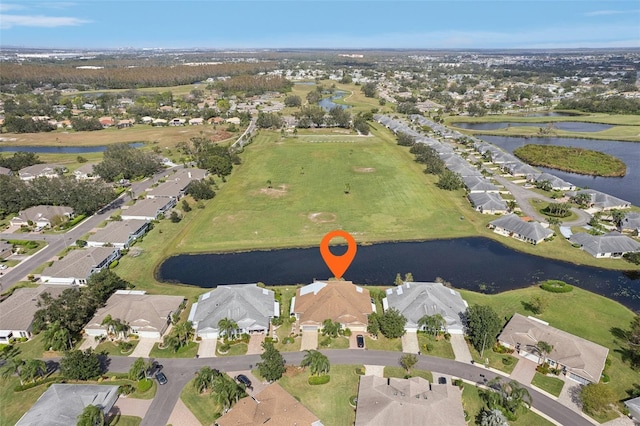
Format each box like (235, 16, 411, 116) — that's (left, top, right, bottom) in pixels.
(308, 375, 330, 385)
(343, 328, 352, 337)
(283, 337, 294, 344)
(109, 260, 119, 269)
(493, 343, 514, 354)
(601, 373, 610, 383)
(355, 367, 365, 375)
(137, 378, 152, 392)
(219, 343, 230, 352)
(501, 357, 514, 366)
(14, 376, 62, 392)
(119, 384, 135, 395)
(536, 362, 551, 374)
(452, 378, 463, 388)
(540, 280, 573, 293)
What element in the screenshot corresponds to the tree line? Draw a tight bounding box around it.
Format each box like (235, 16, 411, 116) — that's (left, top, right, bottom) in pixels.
(557, 96, 640, 114)
(94, 144, 164, 182)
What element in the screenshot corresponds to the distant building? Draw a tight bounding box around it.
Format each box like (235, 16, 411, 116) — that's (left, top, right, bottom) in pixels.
(40, 247, 120, 285)
(121, 198, 175, 221)
(18, 164, 66, 181)
(10, 205, 74, 228)
(86, 220, 149, 249)
(570, 231, 640, 258)
(489, 214, 553, 244)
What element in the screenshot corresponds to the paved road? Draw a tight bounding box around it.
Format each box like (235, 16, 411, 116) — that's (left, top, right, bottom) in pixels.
(105, 350, 592, 426)
(0, 165, 183, 290)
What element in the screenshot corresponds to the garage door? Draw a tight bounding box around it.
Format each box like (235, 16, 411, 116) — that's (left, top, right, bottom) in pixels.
(302, 325, 318, 331)
(522, 351, 540, 363)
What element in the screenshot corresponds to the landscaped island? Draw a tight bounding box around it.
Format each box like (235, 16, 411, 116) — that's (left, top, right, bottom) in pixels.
(513, 144, 626, 176)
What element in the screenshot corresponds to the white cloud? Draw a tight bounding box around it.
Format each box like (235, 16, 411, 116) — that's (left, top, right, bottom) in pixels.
(585, 10, 633, 16)
(0, 14, 91, 29)
(0, 4, 26, 12)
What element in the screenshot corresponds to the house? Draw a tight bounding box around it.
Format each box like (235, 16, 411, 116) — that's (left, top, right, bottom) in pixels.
(18, 164, 65, 181)
(489, 214, 553, 244)
(40, 247, 121, 285)
(291, 281, 374, 332)
(152, 118, 168, 126)
(189, 284, 278, 339)
(569, 231, 640, 258)
(216, 383, 323, 426)
(468, 192, 509, 215)
(169, 118, 186, 126)
(354, 376, 466, 426)
(226, 117, 241, 125)
(86, 220, 149, 249)
(0, 240, 12, 259)
(571, 189, 631, 211)
(531, 172, 575, 191)
(16, 384, 119, 426)
(0, 285, 68, 343)
(117, 119, 134, 128)
(498, 313, 609, 385)
(98, 116, 114, 128)
(382, 282, 468, 334)
(146, 168, 207, 200)
(84, 290, 184, 339)
(624, 396, 640, 423)
(621, 212, 640, 235)
(0, 166, 11, 176)
(73, 163, 98, 180)
(188, 117, 204, 125)
(121, 198, 176, 221)
(462, 175, 500, 193)
(10, 205, 74, 228)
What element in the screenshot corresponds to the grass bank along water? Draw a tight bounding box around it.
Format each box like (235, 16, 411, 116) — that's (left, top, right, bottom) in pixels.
(513, 144, 626, 177)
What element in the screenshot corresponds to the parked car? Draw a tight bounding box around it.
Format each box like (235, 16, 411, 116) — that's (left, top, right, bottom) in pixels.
(0, 264, 7, 270)
(235, 374, 252, 388)
(155, 372, 168, 385)
(438, 376, 447, 385)
(356, 334, 365, 348)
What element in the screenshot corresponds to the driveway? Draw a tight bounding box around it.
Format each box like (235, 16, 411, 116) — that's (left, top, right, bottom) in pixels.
(166, 399, 201, 426)
(196, 338, 217, 358)
(510, 357, 537, 385)
(110, 397, 153, 419)
(78, 336, 100, 351)
(401, 331, 419, 354)
(300, 330, 318, 350)
(246, 333, 265, 355)
(450, 334, 473, 363)
(129, 338, 158, 358)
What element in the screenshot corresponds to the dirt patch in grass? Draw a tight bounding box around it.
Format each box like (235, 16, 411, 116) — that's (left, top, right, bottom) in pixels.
(258, 184, 289, 198)
(307, 212, 337, 223)
(353, 167, 376, 173)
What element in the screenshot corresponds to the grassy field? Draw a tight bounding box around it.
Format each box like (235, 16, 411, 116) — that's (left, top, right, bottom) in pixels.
(364, 335, 403, 351)
(171, 125, 478, 253)
(94, 339, 140, 356)
(460, 285, 637, 405)
(531, 372, 565, 397)
(417, 333, 456, 359)
(514, 144, 627, 176)
(279, 364, 361, 426)
(148, 341, 198, 358)
(0, 376, 49, 426)
(180, 377, 223, 425)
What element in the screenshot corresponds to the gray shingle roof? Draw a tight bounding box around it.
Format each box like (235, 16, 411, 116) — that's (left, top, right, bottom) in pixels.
(573, 189, 630, 210)
(122, 198, 174, 219)
(0, 286, 69, 331)
(490, 214, 553, 243)
(41, 247, 118, 280)
(468, 192, 508, 212)
(87, 220, 148, 246)
(570, 231, 640, 257)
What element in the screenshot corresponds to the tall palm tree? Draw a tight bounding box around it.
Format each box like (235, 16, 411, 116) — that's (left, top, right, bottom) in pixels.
(1, 356, 25, 385)
(300, 350, 330, 376)
(321, 319, 341, 338)
(537, 341, 553, 365)
(19, 359, 46, 384)
(212, 376, 245, 411)
(418, 314, 445, 336)
(76, 404, 105, 426)
(194, 366, 219, 393)
(42, 321, 72, 351)
(217, 318, 238, 340)
(101, 314, 116, 337)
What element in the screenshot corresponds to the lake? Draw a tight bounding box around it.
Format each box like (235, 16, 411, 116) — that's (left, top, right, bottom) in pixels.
(453, 122, 613, 132)
(318, 91, 349, 111)
(477, 135, 640, 206)
(0, 142, 144, 154)
(157, 238, 640, 311)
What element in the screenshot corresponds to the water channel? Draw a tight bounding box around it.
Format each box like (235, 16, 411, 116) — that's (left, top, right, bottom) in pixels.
(454, 122, 613, 132)
(157, 238, 640, 311)
(0, 142, 144, 154)
(318, 91, 349, 111)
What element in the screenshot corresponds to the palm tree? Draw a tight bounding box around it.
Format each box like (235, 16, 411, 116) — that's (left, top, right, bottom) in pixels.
(537, 341, 554, 366)
(300, 350, 330, 376)
(19, 359, 46, 384)
(113, 319, 131, 341)
(484, 378, 532, 418)
(77, 404, 105, 426)
(417, 314, 445, 336)
(101, 314, 116, 337)
(321, 319, 341, 338)
(1, 356, 25, 385)
(42, 321, 72, 351)
(480, 408, 509, 426)
(194, 366, 219, 393)
(212, 376, 245, 411)
(217, 318, 238, 340)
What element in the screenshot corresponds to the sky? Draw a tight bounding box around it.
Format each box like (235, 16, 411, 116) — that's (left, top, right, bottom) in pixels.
(0, 0, 639, 50)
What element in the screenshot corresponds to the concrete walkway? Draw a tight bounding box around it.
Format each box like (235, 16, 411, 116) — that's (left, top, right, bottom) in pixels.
(196, 338, 217, 358)
(246, 333, 265, 355)
(78, 336, 100, 351)
(401, 331, 419, 354)
(364, 365, 385, 377)
(300, 330, 318, 350)
(166, 398, 201, 426)
(129, 338, 158, 358)
(450, 334, 473, 363)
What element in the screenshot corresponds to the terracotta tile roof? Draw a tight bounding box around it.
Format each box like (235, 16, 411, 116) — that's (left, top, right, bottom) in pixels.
(294, 281, 372, 327)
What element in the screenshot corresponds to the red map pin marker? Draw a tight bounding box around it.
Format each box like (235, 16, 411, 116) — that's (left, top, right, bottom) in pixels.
(320, 230, 357, 280)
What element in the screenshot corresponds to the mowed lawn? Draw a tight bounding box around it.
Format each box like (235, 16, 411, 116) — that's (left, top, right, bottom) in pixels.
(173, 126, 477, 253)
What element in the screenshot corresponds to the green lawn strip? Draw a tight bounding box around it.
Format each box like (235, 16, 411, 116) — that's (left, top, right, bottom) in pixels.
(417, 333, 456, 359)
(108, 415, 142, 426)
(216, 342, 248, 357)
(272, 322, 302, 352)
(318, 335, 350, 349)
(11, 333, 58, 359)
(383, 366, 434, 382)
(94, 339, 140, 356)
(531, 372, 564, 397)
(528, 199, 579, 222)
(95, 376, 157, 400)
(180, 377, 224, 425)
(468, 342, 519, 374)
(279, 364, 361, 426)
(459, 286, 637, 404)
(461, 383, 555, 426)
(364, 335, 402, 351)
(514, 144, 626, 177)
(149, 341, 198, 358)
(0, 376, 50, 426)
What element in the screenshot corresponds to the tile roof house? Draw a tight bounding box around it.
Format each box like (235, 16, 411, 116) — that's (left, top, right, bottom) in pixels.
(354, 376, 466, 426)
(40, 247, 120, 285)
(291, 281, 374, 332)
(489, 214, 553, 245)
(10, 205, 74, 228)
(16, 384, 119, 426)
(18, 164, 66, 181)
(216, 383, 323, 426)
(84, 290, 184, 339)
(86, 220, 149, 249)
(569, 231, 640, 258)
(121, 198, 176, 221)
(0, 285, 69, 343)
(189, 284, 278, 339)
(468, 192, 508, 215)
(498, 313, 609, 385)
(383, 282, 468, 334)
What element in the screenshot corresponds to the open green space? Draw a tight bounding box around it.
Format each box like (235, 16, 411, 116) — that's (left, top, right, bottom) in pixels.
(318, 335, 350, 349)
(216, 342, 248, 356)
(279, 364, 361, 426)
(171, 125, 477, 254)
(180, 377, 224, 426)
(109, 415, 142, 426)
(149, 341, 199, 358)
(0, 376, 50, 426)
(528, 199, 579, 222)
(417, 333, 456, 359)
(364, 334, 403, 351)
(94, 339, 140, 356)
(531, 372, 564, 397)
(514, 144, 626, 176)
(460, 285, 637, 405)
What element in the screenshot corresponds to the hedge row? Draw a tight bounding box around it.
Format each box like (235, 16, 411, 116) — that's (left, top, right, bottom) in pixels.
(308, 375, 330, 385)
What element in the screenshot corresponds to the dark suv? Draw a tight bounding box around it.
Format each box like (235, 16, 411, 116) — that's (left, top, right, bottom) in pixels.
(155, 372, 168, 385)
(356, 334, 365, 348)
(235, 374, 252, 388)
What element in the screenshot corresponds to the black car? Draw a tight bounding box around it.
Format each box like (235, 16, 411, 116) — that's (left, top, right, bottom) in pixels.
(356, 334, 365, 348)
(235, 374, 252, 388)
(155, 372, 168, 385)
(438, 376, 447, 385)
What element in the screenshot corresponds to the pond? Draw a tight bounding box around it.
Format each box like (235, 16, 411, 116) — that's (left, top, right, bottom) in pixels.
(477, 135, 640, 206)
(0, 142, 144, 154)
(318, 91, 349, 111)
(521, 112, 581, 117)
(453, 122, 613, 132)
(157, 238, 640, 311)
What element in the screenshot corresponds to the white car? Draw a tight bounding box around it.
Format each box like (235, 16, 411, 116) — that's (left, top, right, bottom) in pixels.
(0, 264, 7, 270)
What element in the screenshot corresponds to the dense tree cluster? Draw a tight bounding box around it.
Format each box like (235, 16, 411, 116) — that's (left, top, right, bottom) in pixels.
(557, 96, 640, 114)
(410, 144, 445, 175)
(0, 152, 41, 171)
(70, 116, 103, 131)
(94, 144, 163, 182)
(185, 180, 216, 201)
(178, 137, 240, 178)
(325, 106, 351, 128)
(60, 349, 103, 380)
(436, 169, 464, 191)
(361, 82, 377, 98)
(3, 115, 56, 133)
(0, 175, 116, 218)
(256, 112, 284, 129)
(464, 305, 503, 353)
(294, 105, 326, 128)
(368, 308, 407, 339)
(193, 366, 246, 411)
(396, 132, 415, 146)
(284, 95, 302, 107)
(214, 75, 292, 96)
(256, 341, 286, 382)
(352, 114, 370, 135)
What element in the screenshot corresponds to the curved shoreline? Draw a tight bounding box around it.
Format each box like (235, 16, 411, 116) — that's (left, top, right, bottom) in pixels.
(513, 145, 626, 177)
